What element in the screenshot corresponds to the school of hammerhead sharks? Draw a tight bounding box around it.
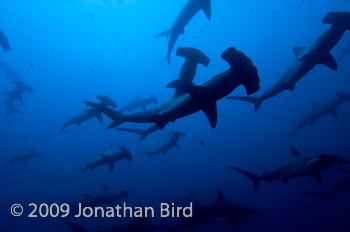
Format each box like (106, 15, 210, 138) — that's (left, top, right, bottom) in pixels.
(1, 0, 350, 231)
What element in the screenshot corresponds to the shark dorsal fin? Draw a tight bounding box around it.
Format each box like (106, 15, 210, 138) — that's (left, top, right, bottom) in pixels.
(310, 172, 323, 183)
(103, 184, 110, 192)
(290, 146, 302, 157)
(293, 46, 307, 58)
(201, 0, 212, 20)
(216, 189, 227, 201)
(311, 102, 320, 108)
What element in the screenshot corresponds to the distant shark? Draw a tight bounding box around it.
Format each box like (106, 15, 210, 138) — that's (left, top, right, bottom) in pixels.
(154, 0, 211, 63)
(120, 95, 158, 113)
(7, 150, 40, 165)
(0, 62, 21, 80)
(177, 189, 257, 231)
(227, 11, 350, 111)
(229, 146, 348, 191)
(80, 185, 128, 207)
(81, 146, 132, 174)
(63, 217, 176, 232)
(116, 47, 209, 140)
(58, 94, 117, 134)
(168, 47, 210, 98)
(290, 92, 350, 135)
(302, 167, 350, 203)
(85, 47, 260, 130)
(2, 80, 34, 115)
(143, 131, 186, 159)
(0, 29, 11, 51)
(339, 38, 350, 61)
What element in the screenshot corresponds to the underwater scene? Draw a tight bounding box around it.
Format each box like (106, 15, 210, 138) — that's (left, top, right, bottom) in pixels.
(1, 0, 350, 231)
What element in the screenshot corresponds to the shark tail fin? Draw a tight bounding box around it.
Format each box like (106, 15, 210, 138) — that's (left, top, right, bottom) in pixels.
(62, 219, 89, 232)
(302, 192, 330, 203)
(227, 96, 262, 111)
(154, 29, 171, 39)
(229, 166, 261, 191)
(84, 101, 127, 129)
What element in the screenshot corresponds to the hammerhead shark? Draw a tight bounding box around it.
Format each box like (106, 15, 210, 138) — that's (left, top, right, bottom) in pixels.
(0, 62, 21, 80)
(58, 94, 117, 134)
(63, 218, 176, 232)
(0, 29, 11, 51)
(177, 189, 257, 231)
(302, 167, 350, 203)
(339, 38, 350, 60)
(85, 47, 260, 130)
(7, 150, 40, 165)
(119, 95, 158, 112)
(227, 11, 350, 111)
(2, 80, 34, 115)
(290, 92, 350, 135)
(154, 0, 211, 63)
(116, 47, 209, 140)
(229, 146, 348, 191)
(81, 146, 132, 174)
(80, 185, 128, 208)
(168, 47, 210, 98)
(143, 131, 186, 159)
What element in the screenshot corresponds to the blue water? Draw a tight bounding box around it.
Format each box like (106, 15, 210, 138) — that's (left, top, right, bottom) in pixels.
(1, 0, 350, 231)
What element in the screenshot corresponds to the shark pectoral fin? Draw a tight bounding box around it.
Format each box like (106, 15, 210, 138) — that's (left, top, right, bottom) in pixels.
(216, 189, 227, 201)
(166, 79, 185, 89)
(321, 53, 338, 70)
(153, 115, 168, 129)
(293, 46, 307, 58)
(290, 146, 302, 157)
(96, 113, 103, 123)
(300, 51, 338, 71)
(201, 0, 212, 20)
(107, 162, 115, 172)
(103, 184, 110, 192)
(311, 102, 320, 108)
(310, 172, 323, 183)
(202, 102, 218, 128)
(330, 110, 338, 118)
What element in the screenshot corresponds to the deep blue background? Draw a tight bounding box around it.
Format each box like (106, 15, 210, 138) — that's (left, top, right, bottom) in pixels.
(1, 0, 350, 231)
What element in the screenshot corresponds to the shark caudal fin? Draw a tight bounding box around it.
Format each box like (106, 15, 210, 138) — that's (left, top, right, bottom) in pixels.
(116, 128, 150, 141)
(302, 192, 330, 203)
(226, 96, 263, 112)
(229, 166, 261, 191)
(200, 0, 212, 20)
(62, 219, 89, 232)
(323, 12, 350, 30)
(154, 29, 171, 39)
(84, 101, 126, 129)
